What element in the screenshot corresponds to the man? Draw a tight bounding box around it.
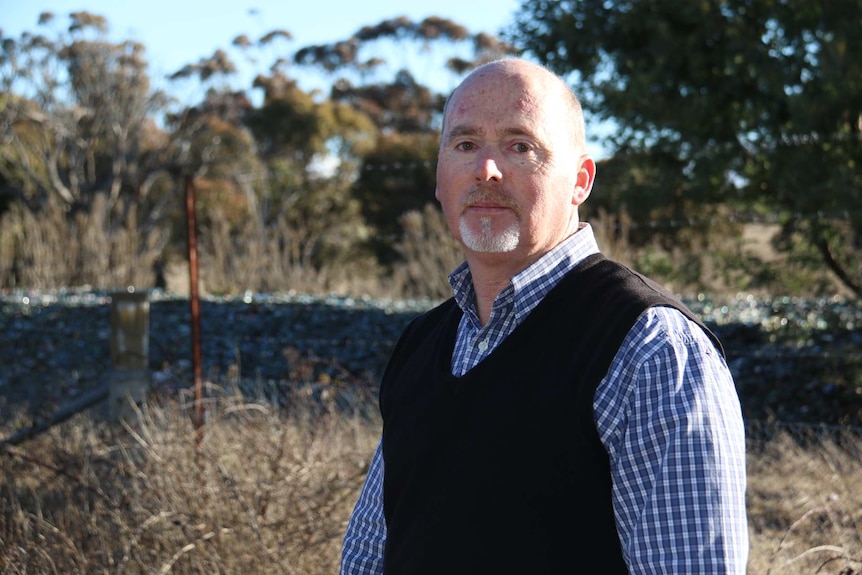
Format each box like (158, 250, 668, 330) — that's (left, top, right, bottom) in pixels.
(340, 58, 748, 574)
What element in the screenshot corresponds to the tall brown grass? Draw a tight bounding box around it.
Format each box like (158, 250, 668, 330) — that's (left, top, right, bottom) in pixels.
(2, 386, 861, 574)
(3, 188, 853, 299)
(746, 423, 862, 574)
(0, 194, 165, 290)
(0, 193, 458, 299)
(1, 384, 379, 575)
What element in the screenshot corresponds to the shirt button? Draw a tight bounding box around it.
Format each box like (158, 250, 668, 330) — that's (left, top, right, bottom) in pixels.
(477, 339, 489, 352)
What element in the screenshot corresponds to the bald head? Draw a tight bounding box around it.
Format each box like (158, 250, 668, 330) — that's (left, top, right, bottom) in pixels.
(442, 58, 587, 153)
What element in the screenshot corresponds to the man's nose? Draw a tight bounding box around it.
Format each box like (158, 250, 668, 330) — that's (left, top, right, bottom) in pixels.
(476, 156, 503, 182)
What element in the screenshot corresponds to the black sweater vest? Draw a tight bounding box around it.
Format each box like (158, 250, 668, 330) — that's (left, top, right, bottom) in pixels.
(379, 254, 721, 574)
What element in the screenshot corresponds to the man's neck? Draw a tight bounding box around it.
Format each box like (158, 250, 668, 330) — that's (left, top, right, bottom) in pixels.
(464, 252, 534, 326)
(463, 227, 587, 325)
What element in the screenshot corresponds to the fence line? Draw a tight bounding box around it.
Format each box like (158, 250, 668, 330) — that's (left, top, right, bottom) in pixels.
(2, 287, 860, 442)
(606, 209, 860, 230)
(8, 322, 861, 364)
(362, 208, 860, 242)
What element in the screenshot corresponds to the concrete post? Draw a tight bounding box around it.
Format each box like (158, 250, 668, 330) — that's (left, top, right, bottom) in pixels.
(108, 290, 151, 420)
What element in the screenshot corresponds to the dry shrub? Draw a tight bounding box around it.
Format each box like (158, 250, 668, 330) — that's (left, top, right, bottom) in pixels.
(0, 386, 380, 574)
(747, 423, 862, 574)
(390, 204, 464, 300)
(191, 204, 385, 297)
(0, 194, 164, 290)
(0, 198, 75, 288)
(589, 205, 746, 294)
(588, 206, 858, 298)
(589, 207, 636, 268)
(198, 202, 463, 299)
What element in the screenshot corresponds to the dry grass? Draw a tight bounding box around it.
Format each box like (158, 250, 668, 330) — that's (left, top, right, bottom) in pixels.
(0, 194, 165, 291)
(0, 386, 379, 574)
(2, 392, 861, 574)
(746, 423, 862, 574)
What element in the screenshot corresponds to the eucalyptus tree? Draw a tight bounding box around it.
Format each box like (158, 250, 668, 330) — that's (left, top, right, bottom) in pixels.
(0, 11, 174, 287)
(0, 11, 171, 212)
(509, 0, 862, 296)
(188, 15, 516, 276)
(293, 16, 517, 264)
(166, 35, 381, 289)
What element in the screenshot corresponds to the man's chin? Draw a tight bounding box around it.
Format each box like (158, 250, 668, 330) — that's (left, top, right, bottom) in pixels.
(459, 221, 520, 253)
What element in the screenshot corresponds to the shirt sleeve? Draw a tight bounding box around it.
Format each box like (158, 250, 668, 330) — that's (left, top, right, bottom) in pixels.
(594, 307, 749, 574)
(340, 438, 387, 575)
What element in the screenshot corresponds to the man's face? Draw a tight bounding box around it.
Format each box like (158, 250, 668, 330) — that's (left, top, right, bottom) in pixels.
(435, 63, 591, 268)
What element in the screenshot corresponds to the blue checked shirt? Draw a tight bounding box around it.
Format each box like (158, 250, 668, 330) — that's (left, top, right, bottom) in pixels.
(340, 224, 749, 574)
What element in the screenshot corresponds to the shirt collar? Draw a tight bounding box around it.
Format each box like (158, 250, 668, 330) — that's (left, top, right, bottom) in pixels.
(449, 223, 600, 320)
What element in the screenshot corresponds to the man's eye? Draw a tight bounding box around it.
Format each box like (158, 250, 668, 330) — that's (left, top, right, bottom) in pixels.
(456, 142, 476, 151)
(514, 142, 531, 153)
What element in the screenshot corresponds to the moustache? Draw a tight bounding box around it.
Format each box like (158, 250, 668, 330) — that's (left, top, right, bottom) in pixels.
(464, 187, 518, 210)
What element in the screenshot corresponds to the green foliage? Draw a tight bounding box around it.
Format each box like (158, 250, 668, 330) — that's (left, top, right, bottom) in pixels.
(242, 73, 378, 278)
(509, 0, 862, 296)
(0, 13, 170, 212)
(352, 133, 440, 264)
(0, 12, 178, 290)
(293, 15, 513, 75)
(245, 75, 334, 161)
(0, 94, 51, 207)
(330, 69, 444, 134)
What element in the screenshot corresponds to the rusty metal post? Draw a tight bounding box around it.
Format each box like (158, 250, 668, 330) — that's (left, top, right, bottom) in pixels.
(185, 174, 205, 433)
(108, 290, 150, 420)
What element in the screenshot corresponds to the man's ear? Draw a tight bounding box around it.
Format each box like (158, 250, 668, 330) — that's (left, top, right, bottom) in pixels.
(434, 186, 440, 202)
(572, 157, 596, 206)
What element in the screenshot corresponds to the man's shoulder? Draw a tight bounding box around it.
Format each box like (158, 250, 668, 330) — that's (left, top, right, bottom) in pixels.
(555, 255, 725, 357)
(636, 305, 722, 349)
(556, 254, 682, 313)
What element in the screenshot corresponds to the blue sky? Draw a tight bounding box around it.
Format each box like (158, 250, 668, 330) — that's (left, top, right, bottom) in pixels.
(2, 1, 610, 157)
(2, 0, 522, 96)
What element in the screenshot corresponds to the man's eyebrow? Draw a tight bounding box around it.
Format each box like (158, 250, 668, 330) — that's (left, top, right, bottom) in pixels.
(501, 127, 535, 139)
(444, 125, 482, 142)
(444, 125, 536, 142)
